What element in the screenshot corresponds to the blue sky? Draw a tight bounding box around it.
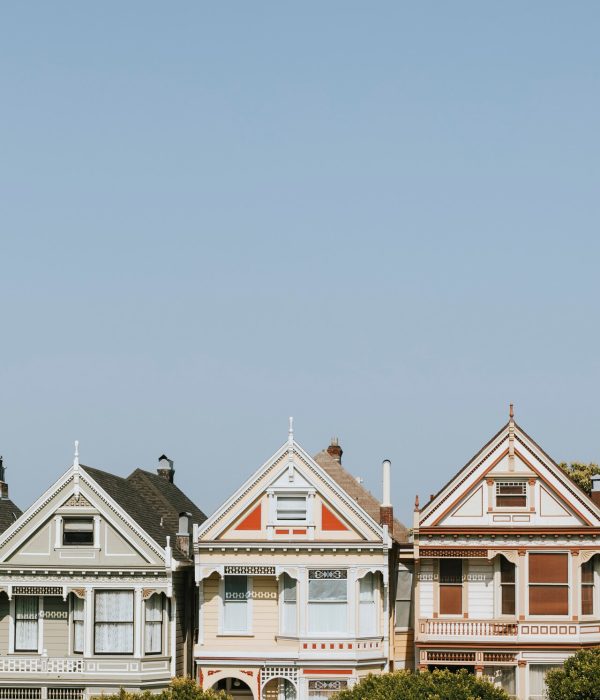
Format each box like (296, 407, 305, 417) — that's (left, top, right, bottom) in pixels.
(1, 2, 599, 524)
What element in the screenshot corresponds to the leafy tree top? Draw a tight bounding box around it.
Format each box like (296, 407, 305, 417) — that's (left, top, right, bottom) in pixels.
(99, 677, 230, 700)
(336, 669, 509, 700)
(545, 648, 600, 700)
(558, 462, 600, 496)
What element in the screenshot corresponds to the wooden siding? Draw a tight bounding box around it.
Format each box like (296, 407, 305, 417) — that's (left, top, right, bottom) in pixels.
(419, 560, 434, 618)
(467, 559, 494, 619)
(43, 596, 69, 656)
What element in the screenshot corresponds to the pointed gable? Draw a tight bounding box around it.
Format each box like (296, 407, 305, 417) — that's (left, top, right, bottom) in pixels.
(420, 417, 600, 531)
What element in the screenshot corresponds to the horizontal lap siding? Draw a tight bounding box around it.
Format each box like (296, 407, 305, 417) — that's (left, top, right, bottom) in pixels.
(419, 561, 434, 618)
(0, 593, 8, 654)
(467, 560, 494, 619)
(43, 597, 69, 656)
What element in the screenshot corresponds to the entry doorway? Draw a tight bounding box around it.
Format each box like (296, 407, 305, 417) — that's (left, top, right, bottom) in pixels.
(213, 677, 254, 698)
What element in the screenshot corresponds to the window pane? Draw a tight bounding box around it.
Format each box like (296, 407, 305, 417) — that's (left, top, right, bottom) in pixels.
(359, 573, 375, 602)
(484, 666, 516, 697)
(63, 519, 94, 531)
(309, 579, 347, 602)
(308, 602, 347, 634)
(395, 600, 412, 628)
(95, 591, 134, 622)
(440, 585, 462, 615)
(277, 496, 307, 520)
(224, 576, 248, 600)
(224, 600, 248, 631)
(582, 560, 594, 584)
(15, 597, 38, 651)
(500, 557, 515, 584)
(282, 574, 297, 603)
(439, 560, 462, 584)
(529, 585, 568, 615)
(396, 565, 413, 601)
(73, 596, 84, 653)
(145, 597, 163, 655)
(501, 584, 516, 615)
(529, 665, 561, 700)
(529, 554, 568, 584)
(582, 585, 594, 615)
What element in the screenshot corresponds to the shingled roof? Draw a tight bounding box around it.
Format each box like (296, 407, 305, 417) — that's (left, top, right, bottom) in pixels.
(82, 464, 206, 561)
(0, 499, 22, 536)
(313, 447, 408, 543)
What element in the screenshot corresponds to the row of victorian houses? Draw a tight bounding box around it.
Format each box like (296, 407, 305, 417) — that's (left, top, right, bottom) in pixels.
(0, 409, 599, 700)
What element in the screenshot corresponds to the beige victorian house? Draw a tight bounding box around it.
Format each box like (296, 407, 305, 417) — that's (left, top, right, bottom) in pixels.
(193, 423, 407, 700)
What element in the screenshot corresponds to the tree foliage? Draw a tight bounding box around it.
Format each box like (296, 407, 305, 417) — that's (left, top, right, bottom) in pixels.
(336, 670, 509, 700)
(100, 677, 230, 700)
(545, 648, 600, 700)
(558, 462, 600, 495)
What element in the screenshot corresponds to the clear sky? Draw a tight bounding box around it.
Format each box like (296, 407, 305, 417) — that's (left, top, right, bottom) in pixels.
(1, 2, 599, 525)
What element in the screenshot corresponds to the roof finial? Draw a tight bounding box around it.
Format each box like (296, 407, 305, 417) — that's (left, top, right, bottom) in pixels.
(414, 494, 420, 511)
(509, 403, 514, 420)
(73, 440, 80, 470)
(288, 416, 294, 444)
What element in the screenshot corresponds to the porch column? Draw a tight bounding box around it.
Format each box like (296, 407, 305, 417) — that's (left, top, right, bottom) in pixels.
(84, 588, 93, 657)
(134, 587, 143, 657)
(517, 551, 526, 619)
(571, 551, 580, 620)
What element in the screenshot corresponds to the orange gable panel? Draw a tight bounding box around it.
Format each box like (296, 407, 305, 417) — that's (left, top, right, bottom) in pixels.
(321, 503, 349, 531)
(234, 504, 262, 531)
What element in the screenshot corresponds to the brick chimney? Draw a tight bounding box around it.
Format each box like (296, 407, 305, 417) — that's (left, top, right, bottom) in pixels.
(591, 475, 600, 509)
(0, 457, 7, 499)
(380, 459, 394, 531)
(157, 454, 174, 483)
(327, 437, 343, 463)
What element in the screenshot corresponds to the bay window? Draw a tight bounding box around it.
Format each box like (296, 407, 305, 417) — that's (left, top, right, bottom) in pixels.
(359, 573, 377, 636)
(72, 595, 84, 653)
(223, 576, 250, 633)
(280, 573, 297, 635)
(308, 570, 348, 635)
(439, 559, 462, 615)
(94, 590, 134, 654)
(582, 558, 595, 616)
(15, 597, 38, 652)
(529, 553, 568, 616)
(144, 593, 163, 654)
(500, 556, 516, 615)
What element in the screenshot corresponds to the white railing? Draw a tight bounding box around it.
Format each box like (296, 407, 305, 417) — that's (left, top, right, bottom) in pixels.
(420, 619, 518, 637)
(0, 657, 85, 673)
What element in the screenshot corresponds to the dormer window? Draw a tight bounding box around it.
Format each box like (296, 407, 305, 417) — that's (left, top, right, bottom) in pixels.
(276, 495, 307, 522)
(495, 481, 527, 508)
(62, 518, 94, 546)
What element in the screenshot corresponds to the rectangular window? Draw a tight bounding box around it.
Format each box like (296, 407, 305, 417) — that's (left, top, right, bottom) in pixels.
(395, 563, 413, 629)
(223, 576, 250, 633)
(500, 557, 516, 615)
(439, 559, 463, 615)
(484, 666, 516, 699)
(72, 595, 84, 654)
(359, 573, 377, 636)
(529, 665, 561, 700)
(144, 594, 162, 654)
(308, 570, 348, 635)
(529, 553, 568, 616)
(276, 496, 307, 521)
(15, 597, 38, 651)
(63, 518, 94, 546)
(495, 482, 527, 508)
(94, 591, 134, 654)
(582, 559, 594, 616)
(281, 573, 297, 636)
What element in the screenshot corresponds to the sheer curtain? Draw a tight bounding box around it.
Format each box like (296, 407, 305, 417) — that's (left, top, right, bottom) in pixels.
(15, 597, 38, 651)
(223, 576, 249, 632)
(95, 591, 134, 654)
(72, 595, 85, 653)
(281, 574, 297, 635)
(308, 573, 348, 635)
(359, 573, 376, 636)
(145, 594, 163, 654)
(529, 665, 560, 700)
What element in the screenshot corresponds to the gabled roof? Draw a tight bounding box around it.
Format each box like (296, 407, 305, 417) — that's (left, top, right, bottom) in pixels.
(313, 449, 408, 543)
(82, 465, 206, 560)
(0, 499, 22, 536)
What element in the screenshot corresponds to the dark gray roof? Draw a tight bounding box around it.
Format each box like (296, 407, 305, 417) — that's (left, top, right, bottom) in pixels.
(0, 499, 22, 535)
(82, 465, 206, 561)
(313, 449, 408, 543)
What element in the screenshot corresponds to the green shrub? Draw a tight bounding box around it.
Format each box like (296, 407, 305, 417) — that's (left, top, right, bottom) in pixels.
(336, 669, 509, 700)
(545, 648, 600, 700)
(99, 677, 230, 700)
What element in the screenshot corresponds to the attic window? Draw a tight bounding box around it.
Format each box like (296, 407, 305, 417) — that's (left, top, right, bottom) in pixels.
(495, 481, 527, 508)
(63, 518, 94, 546)
(276, 496, 307, 522)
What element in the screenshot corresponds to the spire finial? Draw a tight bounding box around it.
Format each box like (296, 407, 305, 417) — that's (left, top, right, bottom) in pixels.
(414, 494, 420, 511)
(73, 440, 80, 469)
(509, 403, 514, 420)
(288, 416, 294, 443)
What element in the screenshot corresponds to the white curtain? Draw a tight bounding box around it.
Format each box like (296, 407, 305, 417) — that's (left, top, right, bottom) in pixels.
(281, 574, 297, 635)
(223, 576, 249, 633)
(72, 595, 85, 653)
(15, 597, 38, 651)
(359, 573, 376, 636)
(95, 591, 134, 654)
(144, 594, 163, 654)
(308, 578, 347, 635)
(529, 665, 560, 700)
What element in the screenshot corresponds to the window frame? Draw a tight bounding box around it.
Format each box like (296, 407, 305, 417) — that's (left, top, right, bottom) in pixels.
(93, 589, 135, 655)
(275, 494, 308, 524)
(221, 575, 252, 635)
(279, 573, 298, 637)
(528, 552, 570, 617)
(144, 593, 163, 655)
(14, 596, 40, 653)
(307, 569, 349, 636)
(495, 481, 528, 509)
(395, 563, 414, 631)
(581, 557, 596, 617)
(438, 559, 463, 616)
(62, 517, 95, 547)
(497, 556, 516, 617)
(71, 594, 85, 655)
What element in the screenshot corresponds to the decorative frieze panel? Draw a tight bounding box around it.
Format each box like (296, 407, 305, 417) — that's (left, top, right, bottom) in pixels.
(13, 586, 62, 596)
(224, 565, 275, 576)
(419, 548, 488, 558)
(262, 666, 298, 687)
(426, 651, 476, 663)
(308, 680, 348, 691)
(309, 569, 347, 579)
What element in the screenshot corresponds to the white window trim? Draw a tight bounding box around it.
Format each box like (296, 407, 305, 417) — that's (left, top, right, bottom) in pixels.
(219, 576, 253, 636)
(142, 593, 164, 656)
(357, 572, 379, 638)
(494, 480, 528, 510)
(93, 588, 136, 655)
(278, 574, 298, 637)
(9, 596, 43, 654)
(526, 551, 571, 618)
(580, 556, 598, 618)
(494, 556, 518, 618)
(273, 492, 310, 526)
(55, 515, 100, 550)
(306, 569, 350, 637)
